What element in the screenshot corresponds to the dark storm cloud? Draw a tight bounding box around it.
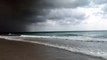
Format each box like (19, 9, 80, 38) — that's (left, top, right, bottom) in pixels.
(27, 0, 90, 23)
(32, 0, 90, 8)
(0, 0, 89, 32)
(29, 0, 90, 24)
(0, 0, 36, 32)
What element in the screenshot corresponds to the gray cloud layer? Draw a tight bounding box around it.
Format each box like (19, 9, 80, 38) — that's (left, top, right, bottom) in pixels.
(35, 9, 86, 25)
(1, 0, 107, 32)
(30, 0, 90, 9)
(94, 0, 107, 4)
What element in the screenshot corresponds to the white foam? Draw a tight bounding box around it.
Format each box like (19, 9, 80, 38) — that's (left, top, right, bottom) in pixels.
(20, 35, 107, 42)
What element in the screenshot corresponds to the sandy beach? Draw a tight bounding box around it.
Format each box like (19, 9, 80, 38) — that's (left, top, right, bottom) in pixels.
(0, 38, 106, 60)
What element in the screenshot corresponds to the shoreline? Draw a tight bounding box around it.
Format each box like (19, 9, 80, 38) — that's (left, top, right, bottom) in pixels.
(0, 38, 106, 60)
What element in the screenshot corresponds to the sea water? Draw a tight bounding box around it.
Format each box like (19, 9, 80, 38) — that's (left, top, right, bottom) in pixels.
(18, 31, 107, 37)
(1, 31, 107, 59)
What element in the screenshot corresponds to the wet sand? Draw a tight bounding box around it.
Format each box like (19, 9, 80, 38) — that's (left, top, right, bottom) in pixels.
(0, 38, 106, 60)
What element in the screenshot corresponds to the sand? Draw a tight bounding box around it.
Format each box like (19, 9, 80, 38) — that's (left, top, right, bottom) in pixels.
(0, 38, 106, 60)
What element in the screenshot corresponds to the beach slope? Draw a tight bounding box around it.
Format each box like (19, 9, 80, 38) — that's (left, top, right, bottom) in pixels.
(0, 38, 106, 60)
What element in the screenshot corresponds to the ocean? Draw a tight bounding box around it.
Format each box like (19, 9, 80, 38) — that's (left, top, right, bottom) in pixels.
(7, 30, 107, 37)
(33, 31, 107, 37)
(1, 31, 107, 60)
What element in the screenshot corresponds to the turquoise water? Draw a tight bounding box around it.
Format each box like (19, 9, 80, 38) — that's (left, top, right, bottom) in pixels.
(3, 30, 107, 38)
(14, 31, 107, 38)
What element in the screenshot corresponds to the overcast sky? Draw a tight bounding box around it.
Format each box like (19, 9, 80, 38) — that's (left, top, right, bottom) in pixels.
(1, 0, 107, 32)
